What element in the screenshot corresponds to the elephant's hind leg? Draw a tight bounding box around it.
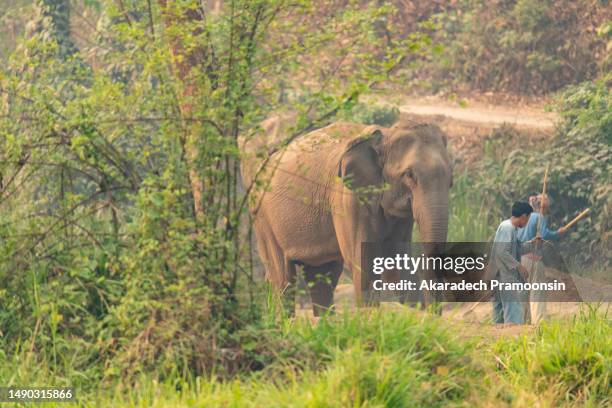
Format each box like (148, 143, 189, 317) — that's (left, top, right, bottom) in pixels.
(303, 261, 342, 316)
(253, 220, 297, 316)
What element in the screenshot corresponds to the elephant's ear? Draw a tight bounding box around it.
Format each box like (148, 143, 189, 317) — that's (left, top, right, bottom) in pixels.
(430, 123, 448, 147)
(338, 127, 384, 196)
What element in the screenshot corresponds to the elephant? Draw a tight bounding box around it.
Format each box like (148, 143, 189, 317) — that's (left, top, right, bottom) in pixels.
(240, 117, 453, 316)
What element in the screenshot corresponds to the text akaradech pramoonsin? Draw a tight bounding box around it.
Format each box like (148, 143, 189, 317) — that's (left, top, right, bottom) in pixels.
(371, 254, 566, 292)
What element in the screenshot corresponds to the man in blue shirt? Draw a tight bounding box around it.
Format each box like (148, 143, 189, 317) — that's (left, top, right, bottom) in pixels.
(518, 194, 567, 323)
(490, 201, 533, 325)
(517, 194, 567, 243)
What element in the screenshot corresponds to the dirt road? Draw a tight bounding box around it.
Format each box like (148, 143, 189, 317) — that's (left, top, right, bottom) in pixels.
(399, 96, 557, 130)
(390, 95, 559, 167)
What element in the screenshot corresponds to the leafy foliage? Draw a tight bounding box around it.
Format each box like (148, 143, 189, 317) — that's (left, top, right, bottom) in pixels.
(461, 76, 611, 265)
(339, 102, 400, 127)
(493, 307, 611, 405)
(9, 307, 607, 407)
(0, 0, 433, 385)
(426, 0, 611, 94)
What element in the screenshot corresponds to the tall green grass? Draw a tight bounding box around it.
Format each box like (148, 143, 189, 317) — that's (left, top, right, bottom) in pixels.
(447, 173, 498, 242)
(492, 306, 611, 406)
(95, 308, 484, 408)
(6, 306, 608, 407)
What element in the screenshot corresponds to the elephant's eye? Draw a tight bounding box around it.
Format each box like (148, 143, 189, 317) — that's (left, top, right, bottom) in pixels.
(403, 169, 416, 182)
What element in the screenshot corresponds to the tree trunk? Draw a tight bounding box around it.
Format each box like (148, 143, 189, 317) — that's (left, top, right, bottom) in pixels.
(158, 0, 207, 223)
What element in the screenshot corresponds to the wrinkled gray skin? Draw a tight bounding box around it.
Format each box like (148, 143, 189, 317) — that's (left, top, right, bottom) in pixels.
(241, 118, 452, 315)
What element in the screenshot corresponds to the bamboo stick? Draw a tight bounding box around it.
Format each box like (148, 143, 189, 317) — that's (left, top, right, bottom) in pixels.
(562, 208, 590, 230)
(535, 165, 549, 238)
(526, 165, 549, 323)
(542, 166, 549, 198)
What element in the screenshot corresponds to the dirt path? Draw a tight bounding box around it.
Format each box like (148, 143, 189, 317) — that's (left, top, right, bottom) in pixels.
(388, 95, 559, 167)
(399, 97, 557, 130)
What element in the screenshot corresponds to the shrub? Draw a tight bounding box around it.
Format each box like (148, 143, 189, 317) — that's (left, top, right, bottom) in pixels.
(464, 76, 611, 266)
(102, 308, 485, 407)
(427, 0, 611, 94)
(492, 307, 611, 405)
(340, 103, 400, 127)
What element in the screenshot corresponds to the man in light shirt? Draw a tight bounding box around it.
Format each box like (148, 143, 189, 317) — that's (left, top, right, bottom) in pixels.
(490, 201, 533, 325)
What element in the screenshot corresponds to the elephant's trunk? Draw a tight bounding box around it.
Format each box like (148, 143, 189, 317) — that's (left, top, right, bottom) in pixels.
(414, 192, 449, 256)
(413, 192, 449, 305)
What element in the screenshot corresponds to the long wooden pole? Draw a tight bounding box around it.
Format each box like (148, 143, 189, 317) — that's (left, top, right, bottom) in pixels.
(535, 165, 549, 238)
(562, 208, 590, 230)
(524, 165, 549, 323)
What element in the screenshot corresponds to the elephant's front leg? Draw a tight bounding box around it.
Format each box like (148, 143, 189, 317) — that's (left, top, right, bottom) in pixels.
(333, 200, 385, 306)
(419, 264, 445, 311)
(303, 261, 343, 316)
(383, 219, 415, 304)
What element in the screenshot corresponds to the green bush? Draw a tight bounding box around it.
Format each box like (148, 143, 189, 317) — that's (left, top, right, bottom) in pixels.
(40, 307, 608, 407)
(461, 76, 611, 266)
(492, 307, 611, 405)
(340, 103, 400, 127)
(428, 0, 610, 94)
(98, 308, 485, 407)
(0, 0, 434, 391)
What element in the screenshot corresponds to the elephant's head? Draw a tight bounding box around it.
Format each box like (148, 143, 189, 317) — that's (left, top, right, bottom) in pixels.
(339, 121, 452, 248)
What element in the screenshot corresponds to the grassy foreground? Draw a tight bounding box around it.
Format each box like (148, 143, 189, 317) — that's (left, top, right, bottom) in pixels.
(2, 306, 609, 407)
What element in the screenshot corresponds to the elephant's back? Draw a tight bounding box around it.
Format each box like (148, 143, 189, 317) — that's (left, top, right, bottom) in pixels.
(273, 122, 367, 191)
(288, 122, 367, 154)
